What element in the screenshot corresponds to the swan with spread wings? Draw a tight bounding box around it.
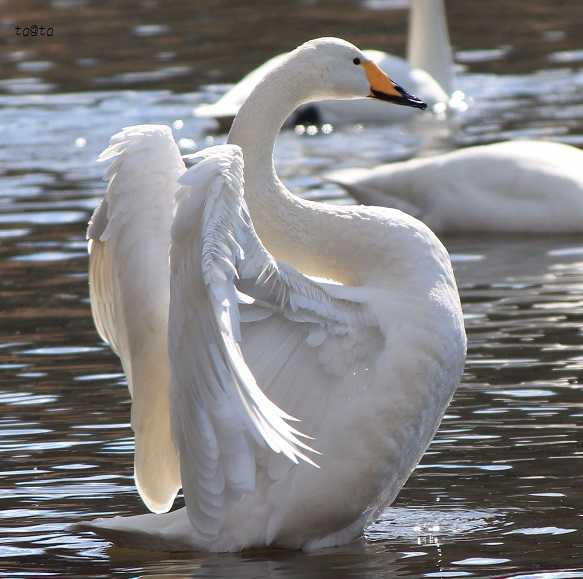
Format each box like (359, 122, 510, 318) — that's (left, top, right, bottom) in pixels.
(81, 37, 466, 552)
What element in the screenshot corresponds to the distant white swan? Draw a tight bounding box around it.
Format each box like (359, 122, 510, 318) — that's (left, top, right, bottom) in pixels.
(80, 38, 466, 552)
(195, 0, 456, 129)
(327, 140, 583, 233)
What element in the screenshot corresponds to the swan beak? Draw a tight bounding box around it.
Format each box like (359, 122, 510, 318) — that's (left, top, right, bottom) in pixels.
(364, 61, 427, 110)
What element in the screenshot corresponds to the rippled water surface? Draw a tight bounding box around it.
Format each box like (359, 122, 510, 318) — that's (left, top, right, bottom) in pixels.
(2, 0, 583, 577)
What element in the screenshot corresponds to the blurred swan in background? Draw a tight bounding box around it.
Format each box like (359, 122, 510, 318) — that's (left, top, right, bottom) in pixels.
(326, 140, 583, 233)
(80, 37, 466, 552)
(195, 0, 460, 130)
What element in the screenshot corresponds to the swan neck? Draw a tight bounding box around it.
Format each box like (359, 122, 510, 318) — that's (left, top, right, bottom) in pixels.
(227, 61, 330, 276)
(227, 69, 304, 186)
(224, 50, 442, 288)
(407, 0, 453, 95)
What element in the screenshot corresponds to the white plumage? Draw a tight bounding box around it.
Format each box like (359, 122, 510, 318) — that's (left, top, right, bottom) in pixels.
(87, 125, 183, 514)
(80, 38, 466, 552)
(170, 146, 322, 545)
(326, 140, 583, 233)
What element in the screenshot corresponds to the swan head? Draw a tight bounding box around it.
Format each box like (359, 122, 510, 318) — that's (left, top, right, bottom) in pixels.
(290, 37, 427, 110)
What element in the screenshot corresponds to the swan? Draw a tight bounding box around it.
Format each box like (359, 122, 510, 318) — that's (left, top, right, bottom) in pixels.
(79, 37, 466, 552)
(195, 0, 456, 130)
(326, 140, 583, 234)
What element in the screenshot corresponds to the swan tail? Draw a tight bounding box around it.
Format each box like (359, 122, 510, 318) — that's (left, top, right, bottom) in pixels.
(74, 509, 195, 552)
(325, 168, 396, 207)
(325, 165, 424, 218)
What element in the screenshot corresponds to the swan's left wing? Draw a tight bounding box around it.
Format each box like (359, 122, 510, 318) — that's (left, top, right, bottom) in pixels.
(87, 125, 184, 514)
(169, 145, 377, 544)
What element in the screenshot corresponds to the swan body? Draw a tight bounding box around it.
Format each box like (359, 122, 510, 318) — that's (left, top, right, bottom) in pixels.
(327, 140, 583, 233)
(81, 38, 466, 552)
(195, 0, 454, 129)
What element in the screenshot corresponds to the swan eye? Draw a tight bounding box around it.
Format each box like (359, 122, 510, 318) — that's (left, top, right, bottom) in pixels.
(353, 57, 361, 66)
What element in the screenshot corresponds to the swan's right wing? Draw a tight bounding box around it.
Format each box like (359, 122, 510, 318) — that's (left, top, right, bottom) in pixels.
(169, 145, 384, 545)
(88, 125, 185, 514)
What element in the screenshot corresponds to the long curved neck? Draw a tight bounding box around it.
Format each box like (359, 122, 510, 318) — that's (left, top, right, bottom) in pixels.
(227, 63, 346, 280)
(228, 68, 302, 192)
(407, 0, 453, 95)
(226, 53, 448, 290)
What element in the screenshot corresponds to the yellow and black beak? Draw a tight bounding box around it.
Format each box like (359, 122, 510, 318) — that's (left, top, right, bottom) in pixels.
(363, 61, 427, 110)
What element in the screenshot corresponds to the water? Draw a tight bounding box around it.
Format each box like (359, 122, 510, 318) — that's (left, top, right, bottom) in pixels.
(1, 0, 583, 576)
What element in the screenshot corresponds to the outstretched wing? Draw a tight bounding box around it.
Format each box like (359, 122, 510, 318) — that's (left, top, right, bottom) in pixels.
(169, 144, 380, 544)
(87, 125, 185, 514)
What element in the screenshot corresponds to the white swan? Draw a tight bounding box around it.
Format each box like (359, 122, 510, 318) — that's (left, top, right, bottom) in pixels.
(326, 140, 583, 233)
(80, 38, 466, 552)
(195, 0, 455, 129)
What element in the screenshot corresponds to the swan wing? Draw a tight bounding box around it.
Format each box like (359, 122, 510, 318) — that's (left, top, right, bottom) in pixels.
(169, 144, 383, 543)
(87, 125, 185, 513)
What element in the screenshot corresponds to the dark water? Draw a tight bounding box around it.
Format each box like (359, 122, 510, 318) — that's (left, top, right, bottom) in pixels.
(1, 0, 583, 577)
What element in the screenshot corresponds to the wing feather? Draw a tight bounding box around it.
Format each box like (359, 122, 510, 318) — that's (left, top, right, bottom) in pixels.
(87, 124, 185, 513)
(169, 144, 380, 544)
